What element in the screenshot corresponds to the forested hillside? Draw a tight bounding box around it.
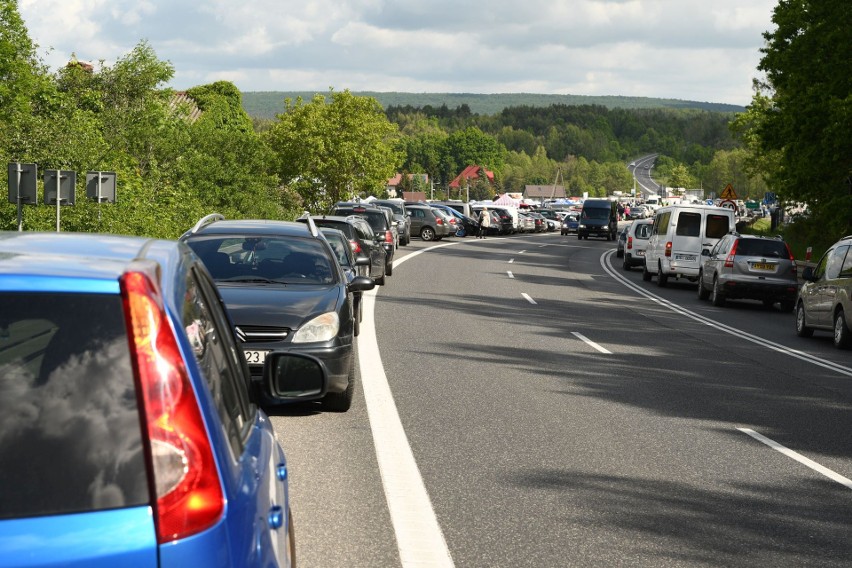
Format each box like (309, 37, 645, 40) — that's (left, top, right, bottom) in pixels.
(243, 91, 745, 119)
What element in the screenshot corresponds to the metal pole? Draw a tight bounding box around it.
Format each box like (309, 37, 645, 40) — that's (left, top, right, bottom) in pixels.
(97, 171, 103, 223)
(55, 171, 61, 232)
(15, 163, 23, 232)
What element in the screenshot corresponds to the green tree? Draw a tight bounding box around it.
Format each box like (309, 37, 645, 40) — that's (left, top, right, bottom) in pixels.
(265, 90, 402, 211)
(738, 0, 852, 237)
(441, 126, 505, 184)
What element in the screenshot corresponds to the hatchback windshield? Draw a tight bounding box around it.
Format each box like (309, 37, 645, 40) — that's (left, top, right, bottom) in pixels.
(0, 293, 148, 520)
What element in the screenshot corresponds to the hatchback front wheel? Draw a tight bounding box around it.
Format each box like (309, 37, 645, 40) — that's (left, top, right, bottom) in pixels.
(834, 310, 852, 349)
(796, 302, 814, 338)
(420, 227, 436, 241)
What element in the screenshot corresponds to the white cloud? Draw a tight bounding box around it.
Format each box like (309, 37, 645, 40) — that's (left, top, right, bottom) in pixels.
(18, 0, 778, 106)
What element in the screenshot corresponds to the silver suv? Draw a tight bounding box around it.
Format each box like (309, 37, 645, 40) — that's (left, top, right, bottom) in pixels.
(796, 235, 852, 349)
(697, 233, 798, 310)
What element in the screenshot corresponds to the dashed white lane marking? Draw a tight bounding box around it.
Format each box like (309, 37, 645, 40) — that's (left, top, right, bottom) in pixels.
(571, 331, 613, 354)
(508, 258, 515, 264)
(358, 248, 456, 567)
(522, 293, 537, 304)
(738, 428, 852, 490)
(518, 250, 527, 254)
(507, 271, 514, 279)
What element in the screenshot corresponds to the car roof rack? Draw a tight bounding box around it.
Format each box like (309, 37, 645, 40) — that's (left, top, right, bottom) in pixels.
(185, 213, 224, 237)
(302, 211, 319, 237)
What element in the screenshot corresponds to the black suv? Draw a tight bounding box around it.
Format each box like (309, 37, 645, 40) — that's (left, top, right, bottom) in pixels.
(181, 214, 374, 411)
(330, 202, 395, 277)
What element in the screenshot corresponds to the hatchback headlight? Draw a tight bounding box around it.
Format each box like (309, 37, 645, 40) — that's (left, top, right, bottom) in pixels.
(293, 312, 339, 343)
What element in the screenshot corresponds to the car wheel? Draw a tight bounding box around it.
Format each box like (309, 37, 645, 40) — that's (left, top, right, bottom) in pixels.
(386, 261, 393, 277)
(375, 269, 385, 286)
(642, 262, 652, 281)
(796, 301, 814, 337)
(323, 355, 355, 412)
(420, 227, 435, 241)
(656, 262, 668, 287)
(456, 228, 466, 237)
(697, 272, 710, 300)
(616, 248, 624, 258)
(710, 276, 725, 307)
(779, 300, 794, 313)
(622, 255, 630, 270)
(762, 299, 775, 309)
(834, 310, 852, 349)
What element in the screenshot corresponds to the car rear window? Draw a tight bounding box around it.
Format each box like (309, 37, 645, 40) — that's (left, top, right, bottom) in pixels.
(333, 208, 388, 233)
(705, 214, 731, 239)
(0, 293, 148, 520)
(676, 213, 701, 237)
(735, 239, 788, 258)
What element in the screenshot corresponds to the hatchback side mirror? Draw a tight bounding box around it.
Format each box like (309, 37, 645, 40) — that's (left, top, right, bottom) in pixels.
(801, 266, 815, 281)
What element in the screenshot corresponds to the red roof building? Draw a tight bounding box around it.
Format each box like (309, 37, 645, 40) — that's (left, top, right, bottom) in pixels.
(449, 165, 494, 189)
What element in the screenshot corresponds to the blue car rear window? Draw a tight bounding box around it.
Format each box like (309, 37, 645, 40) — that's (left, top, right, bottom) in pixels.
(0, 293, 148, 520)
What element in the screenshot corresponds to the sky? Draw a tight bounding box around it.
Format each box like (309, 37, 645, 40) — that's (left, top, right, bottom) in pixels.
(19, 0, 778, 107)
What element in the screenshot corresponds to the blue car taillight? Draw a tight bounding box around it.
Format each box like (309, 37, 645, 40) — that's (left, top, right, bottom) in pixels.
(121, 268, 224, 544)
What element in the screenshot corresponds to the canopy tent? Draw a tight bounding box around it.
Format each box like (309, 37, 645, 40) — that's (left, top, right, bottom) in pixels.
(493, 193, 521, 207)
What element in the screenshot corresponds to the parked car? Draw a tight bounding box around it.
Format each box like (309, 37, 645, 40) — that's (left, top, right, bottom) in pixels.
(406, 203, 452, 241)
(300, 215, 387, 285)
(561, 213, 580, 235)
(518, 212, 535, 233)
(796, 235, 852, 348)
(372, 199, 411, 246)
(320, 227, 369, 336)
(472, 205, 514, 235)
(623, 218, 654, 270)
(537, 209, 563, 231)
(697, 233, 798, 310)
(182, 215, 374, 412)
(527, 211, 548, 232)
(431, 207, 458, 237)
(0, 231, 326, 567)
(431, 203, 479, 237)
(329, 202, 395, 277)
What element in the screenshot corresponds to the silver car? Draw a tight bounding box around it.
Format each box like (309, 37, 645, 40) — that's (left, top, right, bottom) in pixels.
(796, 235, 852, 348)
(697, 233, 798, 310)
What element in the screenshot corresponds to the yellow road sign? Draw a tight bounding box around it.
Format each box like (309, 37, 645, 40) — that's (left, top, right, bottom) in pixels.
(720, 183, 737, 200)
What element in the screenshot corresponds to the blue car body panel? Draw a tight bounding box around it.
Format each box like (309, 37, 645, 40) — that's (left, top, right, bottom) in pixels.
(0, 507, 157, 568)
(0, 233, 293, 568)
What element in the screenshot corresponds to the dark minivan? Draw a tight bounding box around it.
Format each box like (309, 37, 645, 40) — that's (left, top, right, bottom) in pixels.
(578, 199, 618, 240)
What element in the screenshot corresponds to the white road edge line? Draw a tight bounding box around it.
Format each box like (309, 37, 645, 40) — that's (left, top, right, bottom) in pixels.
(738, 428, 852, 490)
(571, 331, 613, 354)
(522, 292, 537, 304)
(507, 271, 514, 279)
(599, 251, 852, 378)
(358, 245, 457, 567)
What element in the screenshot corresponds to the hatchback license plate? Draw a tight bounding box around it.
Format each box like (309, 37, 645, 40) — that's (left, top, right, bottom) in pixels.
(752, 263, 774, 270)
(244, 350, 269, 365)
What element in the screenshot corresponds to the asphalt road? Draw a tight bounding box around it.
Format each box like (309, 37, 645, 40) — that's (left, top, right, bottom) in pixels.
(272, 230, 852, 567)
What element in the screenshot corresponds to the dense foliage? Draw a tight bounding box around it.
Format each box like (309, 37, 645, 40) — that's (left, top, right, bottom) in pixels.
(733, 0, 852, 248)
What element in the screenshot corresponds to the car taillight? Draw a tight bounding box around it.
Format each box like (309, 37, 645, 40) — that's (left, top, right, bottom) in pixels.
(627, 236, 633, 250)
(121, 270, 224, 544)
(724, 240, 739, 268)
(349, 239, 362, 254)
(435, 218, 444, 225)
(384, 230, 393, 243)
(664, 241, 672, 257)
(786, 243, 797, 275)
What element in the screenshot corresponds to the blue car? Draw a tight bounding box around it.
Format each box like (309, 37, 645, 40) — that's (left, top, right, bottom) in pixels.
(0, 232, 325, 568)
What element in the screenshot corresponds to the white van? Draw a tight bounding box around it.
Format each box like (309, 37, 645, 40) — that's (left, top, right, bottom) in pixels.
(643, 204, 735, 286)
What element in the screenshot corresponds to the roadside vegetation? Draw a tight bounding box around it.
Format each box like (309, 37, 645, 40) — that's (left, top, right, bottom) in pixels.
(0, 0, 847, 256)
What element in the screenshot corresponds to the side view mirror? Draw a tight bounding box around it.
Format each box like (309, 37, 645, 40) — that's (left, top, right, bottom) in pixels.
(347, 275, 376, 293)
(801, 266, 815, 281)
(355, 256, 371, 267)
(261, 352, 329, 404)
(701, 249, 710, 256)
